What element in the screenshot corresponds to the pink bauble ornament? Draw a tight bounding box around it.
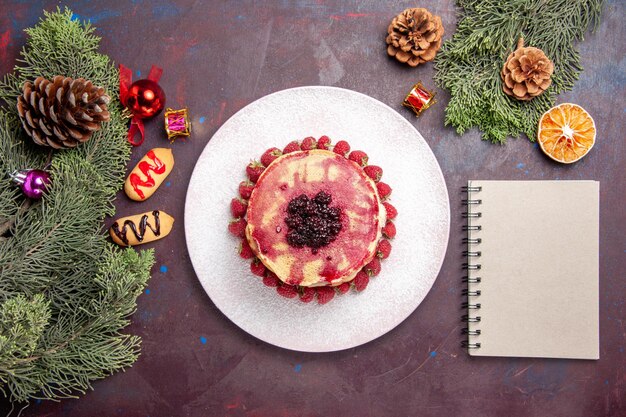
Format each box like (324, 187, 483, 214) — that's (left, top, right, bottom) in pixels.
(11, 169, 51, 199)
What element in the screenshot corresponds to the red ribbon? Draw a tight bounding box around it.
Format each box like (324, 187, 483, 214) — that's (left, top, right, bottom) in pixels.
(119, 64, 163, 146)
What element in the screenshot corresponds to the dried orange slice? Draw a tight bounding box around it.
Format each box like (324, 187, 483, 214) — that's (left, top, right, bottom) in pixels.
(537, 103, 596, 164)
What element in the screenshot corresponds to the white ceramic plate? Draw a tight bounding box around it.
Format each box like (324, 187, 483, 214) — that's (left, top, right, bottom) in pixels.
(185, 86, 449, 352)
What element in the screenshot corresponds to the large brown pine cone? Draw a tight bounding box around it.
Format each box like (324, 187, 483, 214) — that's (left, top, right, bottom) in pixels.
(385, 8, 444, 67)
(501, 38, 554, 101)
(17, 76, 111, 149)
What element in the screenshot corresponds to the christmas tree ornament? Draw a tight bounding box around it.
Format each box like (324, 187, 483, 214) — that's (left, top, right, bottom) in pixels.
(402, 82, 436, 116)
(16, 76, 111, 149)
(10, 169, 51, 199)
(501, 38, 554, 101)
(386, 7, 444, 67)
(119, 64, 165, 146)
(164, 107, 191, 142)
(125, 79, 166, 119)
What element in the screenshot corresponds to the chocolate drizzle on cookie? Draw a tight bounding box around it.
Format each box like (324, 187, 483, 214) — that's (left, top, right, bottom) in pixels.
(112, 210, 161, 245)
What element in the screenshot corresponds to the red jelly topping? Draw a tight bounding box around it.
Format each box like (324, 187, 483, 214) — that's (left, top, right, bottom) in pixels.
(129, 150, 166, 199)
(246, 150, 381, 286)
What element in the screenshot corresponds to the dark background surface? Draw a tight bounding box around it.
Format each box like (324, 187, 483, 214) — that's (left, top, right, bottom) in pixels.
(0, 1, 624, 416)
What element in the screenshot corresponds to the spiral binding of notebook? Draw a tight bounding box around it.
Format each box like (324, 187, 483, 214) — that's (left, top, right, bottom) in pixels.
(461, 185, 482, 349)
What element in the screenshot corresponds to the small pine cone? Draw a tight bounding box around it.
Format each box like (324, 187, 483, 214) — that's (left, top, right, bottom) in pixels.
(501, 38, 554, 101)
(386, 8, 444, 67)
(17, 76, 111, 149)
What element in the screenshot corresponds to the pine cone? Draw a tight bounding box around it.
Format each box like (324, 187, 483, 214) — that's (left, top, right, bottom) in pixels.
(17, 76, 111, 149)
(386, 8, 444, 67)
(501, 38, 554, 101)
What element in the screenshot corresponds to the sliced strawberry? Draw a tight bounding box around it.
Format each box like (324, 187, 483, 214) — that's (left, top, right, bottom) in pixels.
(228, 218, 247, 238)
(364, 165, 383, 182)
(353, 271, 369, 291)
(316, 286, 335, 304)
(348, 150, 368, 167)
(230, 197, 248, 218)
(260, 147, 283, 166)
(238, 180, 255, 200)
(382, 220, 396, 239)
(376, 239, 392, 259)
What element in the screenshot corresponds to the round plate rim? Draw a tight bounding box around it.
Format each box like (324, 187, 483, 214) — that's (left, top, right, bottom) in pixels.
(184, 85, 450, 352)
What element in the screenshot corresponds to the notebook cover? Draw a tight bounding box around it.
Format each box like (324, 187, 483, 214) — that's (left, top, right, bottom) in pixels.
(467, 180, 599, 359)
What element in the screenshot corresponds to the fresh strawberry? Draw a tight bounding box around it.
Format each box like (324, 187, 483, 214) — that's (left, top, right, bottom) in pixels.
(230, 197, 248, 218)
(299, 287, 316, 303)
(228, 218, 247, 238)
(250, 259, 266, 277)
(277, 284, 298, 298)
(333, 140, 350, 157)
(261, 147, 283, 166)
(376, 239, 392, 259)
(246, 161, 265, 183)
(383, 202, 397, 220)
(238, 180, 255, 200)
(376, 182, 392, 200)
(301, 136, 317, 150)
(317, 135, 331, 150)
(353, 271, 370, 291)
(364, 258, 381, 276)
(348, 150, 369, 167)
(239, 240, 255, 259)
(337, 282, 351, 294)
(364, 165, 383, 182)
(286, 277, 301, 286)
(283, 141, 301, 154)
(382, 220, 396, 239)
(262, 272, 280, 287)
(316, 286, 335, 305)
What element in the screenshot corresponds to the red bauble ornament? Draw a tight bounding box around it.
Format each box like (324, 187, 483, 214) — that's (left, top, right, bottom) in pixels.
(124, 79, 166, 119)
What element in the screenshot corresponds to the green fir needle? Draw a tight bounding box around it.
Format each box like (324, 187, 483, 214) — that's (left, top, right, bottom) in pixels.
(0, 8, 154, 403)
(434, 0, 604, 144)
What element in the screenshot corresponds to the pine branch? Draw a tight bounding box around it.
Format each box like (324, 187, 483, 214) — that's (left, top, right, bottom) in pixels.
(0, 200, 32, 237)
(0, 8, 154, 403)
(434, 0, 604, 143)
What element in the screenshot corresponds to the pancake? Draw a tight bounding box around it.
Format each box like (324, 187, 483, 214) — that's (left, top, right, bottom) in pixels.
(245, 149, 385, 287)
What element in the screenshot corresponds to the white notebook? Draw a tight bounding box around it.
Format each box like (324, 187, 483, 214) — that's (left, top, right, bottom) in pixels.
(463, 180, 599, 359)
